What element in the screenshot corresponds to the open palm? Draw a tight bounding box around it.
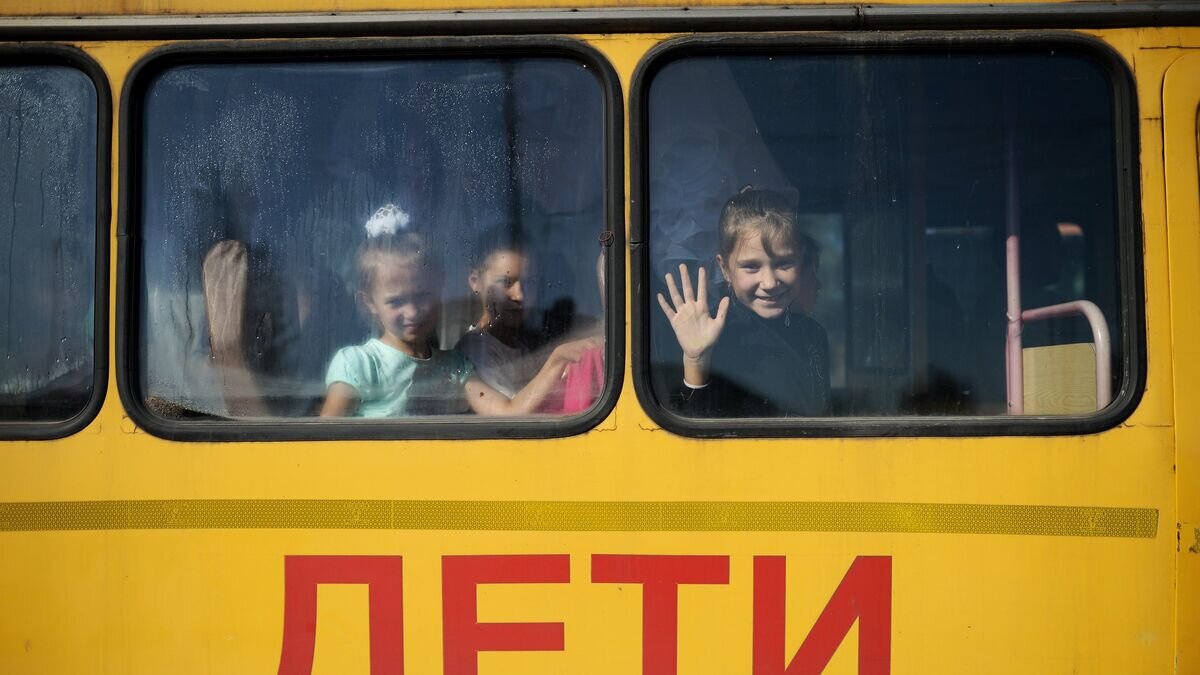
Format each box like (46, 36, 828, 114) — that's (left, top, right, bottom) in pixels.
(656, 264, 730, 360)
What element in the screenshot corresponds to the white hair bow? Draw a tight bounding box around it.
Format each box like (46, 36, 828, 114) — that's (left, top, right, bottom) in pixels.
(365, 203, 411, 237)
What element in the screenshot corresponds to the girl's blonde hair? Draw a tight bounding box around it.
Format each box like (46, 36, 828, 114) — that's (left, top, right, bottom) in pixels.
(718, 187, 808, 262)
(357, 230, 440, 292)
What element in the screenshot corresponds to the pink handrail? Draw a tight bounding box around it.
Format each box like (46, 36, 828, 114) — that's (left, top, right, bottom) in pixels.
(1019, 300, 1112, 410)
(1004, 231, 1023, 413)
(1004, 132, 1024, 414)
(1001, 115, 1110, 413)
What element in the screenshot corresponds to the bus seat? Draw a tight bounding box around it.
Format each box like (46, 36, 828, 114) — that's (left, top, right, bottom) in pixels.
(1022, 342, 1098, 414)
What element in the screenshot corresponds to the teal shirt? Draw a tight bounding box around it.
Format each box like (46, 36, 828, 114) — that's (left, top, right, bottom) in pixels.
(325, 338, 474, 417)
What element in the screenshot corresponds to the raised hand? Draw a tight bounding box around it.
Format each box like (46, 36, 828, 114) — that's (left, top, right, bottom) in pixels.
(203, 240, 250, 365)
(656, 264, 730, 363)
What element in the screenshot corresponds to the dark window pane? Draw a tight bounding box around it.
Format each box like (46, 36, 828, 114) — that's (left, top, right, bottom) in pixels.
(647, 51, 1122, 419)
(0, 66, 97, 422)
(138, 58, 606, 422)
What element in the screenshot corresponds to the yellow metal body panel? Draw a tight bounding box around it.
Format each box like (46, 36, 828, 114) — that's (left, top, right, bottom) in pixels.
(0, 21, 1191, 675)
(1163, 48, 1200, 675)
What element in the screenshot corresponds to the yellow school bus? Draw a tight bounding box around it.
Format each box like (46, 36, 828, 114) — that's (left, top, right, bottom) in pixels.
(1, 0, 1198, 673)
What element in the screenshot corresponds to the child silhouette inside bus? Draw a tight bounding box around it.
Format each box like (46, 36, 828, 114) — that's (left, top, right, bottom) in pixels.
(320, 204, 595, 418)
(456, 236, 544, 400)
(656, 187, 830, 417)
(455, 235, 605, 413)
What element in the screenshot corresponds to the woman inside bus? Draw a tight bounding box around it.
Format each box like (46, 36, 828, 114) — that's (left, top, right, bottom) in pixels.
(655, 187, 830, 417)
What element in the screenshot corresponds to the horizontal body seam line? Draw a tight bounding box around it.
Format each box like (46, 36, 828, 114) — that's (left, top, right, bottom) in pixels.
(0, 499, 1159, 538)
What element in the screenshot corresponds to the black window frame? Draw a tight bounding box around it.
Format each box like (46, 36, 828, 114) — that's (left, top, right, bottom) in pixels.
(116, 37, 625, 442)
(0, 45, 110, 441)
(629, 31, 1145, 438)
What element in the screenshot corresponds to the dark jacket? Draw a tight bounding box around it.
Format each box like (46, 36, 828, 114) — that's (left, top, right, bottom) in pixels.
(663, 292, 831, 418)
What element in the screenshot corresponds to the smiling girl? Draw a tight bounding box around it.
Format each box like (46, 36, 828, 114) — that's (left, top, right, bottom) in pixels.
(656, 188, 830, 417)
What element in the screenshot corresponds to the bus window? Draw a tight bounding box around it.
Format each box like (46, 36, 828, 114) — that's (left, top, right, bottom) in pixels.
(131, 49, 614, 436)
(641, 45, 1134, 428)
(0, 64, 98, 426)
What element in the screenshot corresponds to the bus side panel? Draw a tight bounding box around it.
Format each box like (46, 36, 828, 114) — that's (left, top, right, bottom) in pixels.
(1162, 47, 1200, 675)
(0, 28, 1185, 675)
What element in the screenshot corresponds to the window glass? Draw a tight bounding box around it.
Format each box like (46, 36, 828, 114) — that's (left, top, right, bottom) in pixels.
(646, 51, 1123, 419)
(0, 66, 97, 423)
(138, 57, 607, 423)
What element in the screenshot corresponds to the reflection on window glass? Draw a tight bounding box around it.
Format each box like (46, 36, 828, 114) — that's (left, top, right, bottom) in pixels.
(139, 58, 606, 421)
(0, 66, 97, 423)
(648, 51, 1122, 419)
